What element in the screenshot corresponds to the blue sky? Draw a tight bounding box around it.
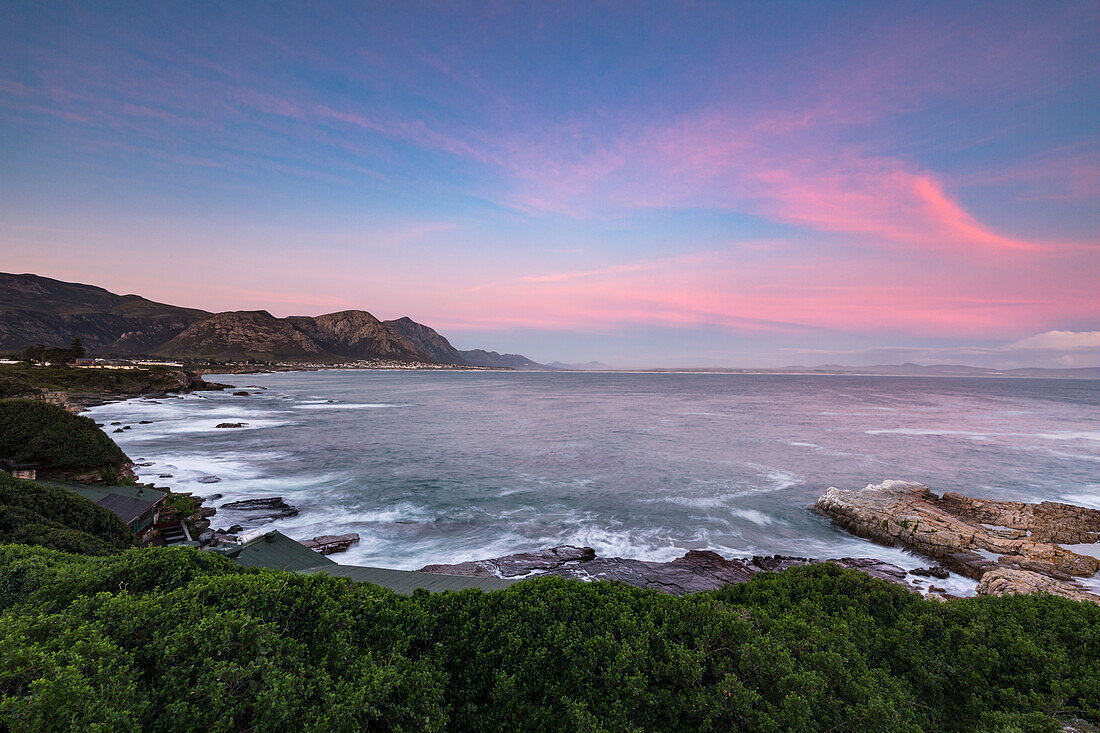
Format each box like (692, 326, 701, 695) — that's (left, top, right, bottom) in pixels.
(1, 1, 1097, 366)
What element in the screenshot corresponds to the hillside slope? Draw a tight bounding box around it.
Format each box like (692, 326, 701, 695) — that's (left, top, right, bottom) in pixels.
(287, 311, 424, 361)
(157, 311, 331, 362)
(384, 317, 468, 364)
(0, 273, 208, 353)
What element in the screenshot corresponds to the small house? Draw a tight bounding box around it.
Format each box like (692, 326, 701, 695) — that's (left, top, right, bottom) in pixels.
(63, 484, 167, 537)
(1, 461, 37, 480)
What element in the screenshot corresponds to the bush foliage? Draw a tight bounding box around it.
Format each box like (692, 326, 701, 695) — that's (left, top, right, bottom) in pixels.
(0, 544, 1095, 732)
(0, 363, 195, 400)
(0, 399, 130, 471)
(0, 473, 132, 555)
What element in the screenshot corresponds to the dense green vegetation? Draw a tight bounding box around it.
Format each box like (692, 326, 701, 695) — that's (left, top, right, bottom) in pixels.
(0, 543, 1095, 732)
(0, 473, 133, 555)
(0, 399, 130, 473)
(19, 339, 86, 365)
(0, 362, 203, 400)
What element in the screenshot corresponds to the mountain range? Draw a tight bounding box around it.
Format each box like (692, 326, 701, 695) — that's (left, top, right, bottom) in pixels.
(0, 273, 547, 367)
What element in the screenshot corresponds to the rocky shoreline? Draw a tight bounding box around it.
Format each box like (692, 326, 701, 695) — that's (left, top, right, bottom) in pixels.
(418, 481, 1100, 603)
(420, 547, 925, 596)
(815, 480, 1100, 603)
(54, 378, 1100, 605)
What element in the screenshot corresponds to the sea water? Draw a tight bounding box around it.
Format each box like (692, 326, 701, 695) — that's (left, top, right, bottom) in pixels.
(86, 371, 1100, 593)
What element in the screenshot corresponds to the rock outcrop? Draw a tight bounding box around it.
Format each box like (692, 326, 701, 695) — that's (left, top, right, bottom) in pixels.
(301, 533, 360, 555)
(815, 481, 1100, 603)
(420, 545, 596, 577)
(219, 496, 299, 520)
(976, 567, 1100, 603)
(420, 546, 912, 596)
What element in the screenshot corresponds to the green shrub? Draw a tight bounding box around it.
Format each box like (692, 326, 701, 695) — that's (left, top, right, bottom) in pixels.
(0, 399, 129, 472)
(0, 547, 1096, 732)
(0, 474, 132, 555)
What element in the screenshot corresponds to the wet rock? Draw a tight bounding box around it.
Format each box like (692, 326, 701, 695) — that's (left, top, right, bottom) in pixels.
(910, 565, 950, 579)
(207, 493, 223, 501)
(831, 556, 909, 583)
(197, 475, 221, 484)
(158, 474, 173, 478)
(122, 425, 131, 430)
(197, 529, 215, 546)
(227, 523, 243, 533)
(815, 481, 1100, 581)
(419, 547, 913, 596)
(232, 391, 250, 396)
(215, 422, 246, 428)
(113, 428, 124, 433)
(219, 496, 298, 519)
(816, 481, 1100, 603)
(421, 545, 596, 578)
(110, 422, 122, 425)
(139, 420, 153, 424)
(301, 533, 360, 555)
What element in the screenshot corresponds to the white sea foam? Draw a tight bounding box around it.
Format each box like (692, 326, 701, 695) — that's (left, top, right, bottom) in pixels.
(1061, 543, 1100, 560)
(730, 509, 776, 526)
(293, 402, 411, 410)
(1058, 488, 1100, 509)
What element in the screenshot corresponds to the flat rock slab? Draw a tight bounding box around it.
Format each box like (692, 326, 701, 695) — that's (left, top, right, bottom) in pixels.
(220, 496, 299, 519)
(420, 545, 595, 578)
(301, 533, 360, 555)
(816, 480, 1100, 603)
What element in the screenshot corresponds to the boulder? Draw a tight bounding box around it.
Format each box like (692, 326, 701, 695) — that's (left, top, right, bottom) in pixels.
(219, 496, 298, 519)
(420, 545, 596, 578)
(910, 566, 950, 579)
(301, 533, 360, 555)
(233, 391, 250, 396)
(215, 422, 246, 428)
(976, 567, 1100, 603)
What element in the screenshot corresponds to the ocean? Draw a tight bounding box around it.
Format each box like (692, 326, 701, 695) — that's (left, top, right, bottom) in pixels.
(86, 371, 1100, 593)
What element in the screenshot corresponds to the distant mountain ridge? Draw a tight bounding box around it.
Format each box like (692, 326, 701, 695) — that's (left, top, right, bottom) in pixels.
(458, 349, 546, 369)
(0, 273, 209, 354)
(384, 317, 468, 365)
(0, 273, 545, 367)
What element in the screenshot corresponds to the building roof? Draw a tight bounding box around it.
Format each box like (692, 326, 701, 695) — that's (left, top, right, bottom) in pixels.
(213, 529, 338, 572)
(59, 483, 166, 524)
(300, 564, 517, 594)
(216, 529, 517, 593)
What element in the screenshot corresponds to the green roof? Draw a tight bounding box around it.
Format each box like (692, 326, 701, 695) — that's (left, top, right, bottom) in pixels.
(51, 482, 166, 525)
(215, 530, 518, 593)
(212, 529, 337, 572)
(300, 564, 518, 594)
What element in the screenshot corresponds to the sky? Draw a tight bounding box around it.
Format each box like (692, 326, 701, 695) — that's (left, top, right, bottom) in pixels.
(1, 1, 1098, 368)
